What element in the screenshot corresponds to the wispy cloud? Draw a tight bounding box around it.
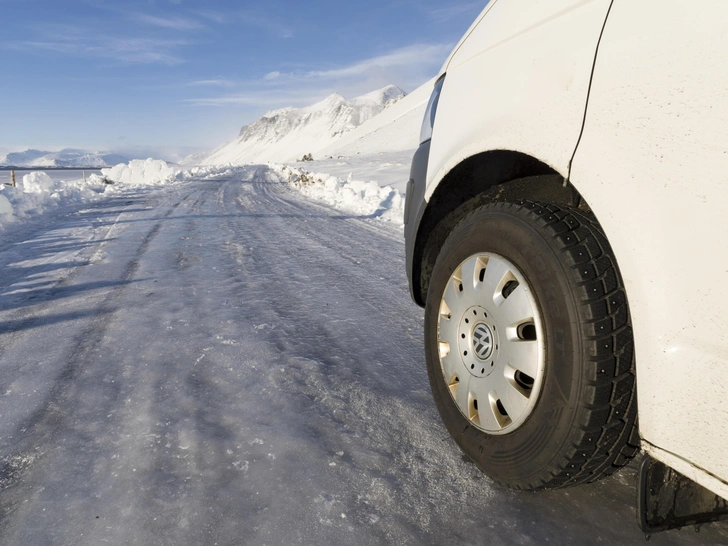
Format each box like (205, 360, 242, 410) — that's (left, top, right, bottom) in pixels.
(187, 79, 237, 88)
(195, 10, 227, 25)
(182, 43, 451, 110)
(182, 90, 334, 108)
(302, 44, 451, 80)
(239, 12, 294, 39)
(184, 83, 337, 109)
(8, 30, 189, 65)
(135, 13, 205, 31)
(192, 8, 293, 39)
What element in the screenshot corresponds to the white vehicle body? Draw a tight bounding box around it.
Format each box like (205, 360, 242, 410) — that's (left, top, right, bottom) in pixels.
(406, 0, 728, 500)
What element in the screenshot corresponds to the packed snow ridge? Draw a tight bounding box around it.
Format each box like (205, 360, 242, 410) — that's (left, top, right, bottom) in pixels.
(0, 148, 130, 168)
(203, 85, 406, 165)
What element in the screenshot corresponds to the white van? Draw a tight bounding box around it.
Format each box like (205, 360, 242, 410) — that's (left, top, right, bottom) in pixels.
(404, 0, 728, 532)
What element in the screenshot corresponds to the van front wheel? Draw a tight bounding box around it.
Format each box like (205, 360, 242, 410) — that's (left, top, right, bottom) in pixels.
(424, 200, 639, 490)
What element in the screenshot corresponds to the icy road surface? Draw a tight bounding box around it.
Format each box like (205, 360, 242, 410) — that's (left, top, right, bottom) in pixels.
(0, 167, 725, 545)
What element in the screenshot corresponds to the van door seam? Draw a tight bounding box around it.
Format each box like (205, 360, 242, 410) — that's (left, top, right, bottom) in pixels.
(565, 0, 615, 186)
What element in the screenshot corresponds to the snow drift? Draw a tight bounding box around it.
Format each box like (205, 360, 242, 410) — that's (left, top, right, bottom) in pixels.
(0, 160, 178, 231)
(21, 171, 55, 193)
(0, 173, 108, 229)
(273, 164, 405, 224)
(0, 194, 12, 215)
(101, 159, 176, 186)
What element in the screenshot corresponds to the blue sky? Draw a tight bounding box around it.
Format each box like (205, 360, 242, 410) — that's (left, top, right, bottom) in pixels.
(0, 0, 486, 157)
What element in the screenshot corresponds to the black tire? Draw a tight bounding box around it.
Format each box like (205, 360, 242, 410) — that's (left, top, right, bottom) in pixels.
(425, 200, 639, 490)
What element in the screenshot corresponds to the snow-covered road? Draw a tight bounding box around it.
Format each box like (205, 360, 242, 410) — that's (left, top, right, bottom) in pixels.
(0, 167, 724, 545)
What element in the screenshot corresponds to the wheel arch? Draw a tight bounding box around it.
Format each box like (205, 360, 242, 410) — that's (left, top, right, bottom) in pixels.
(412, 150, 587, 306)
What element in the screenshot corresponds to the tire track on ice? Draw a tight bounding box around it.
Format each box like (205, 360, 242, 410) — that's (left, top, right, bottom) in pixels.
(0, 192, 192, 530)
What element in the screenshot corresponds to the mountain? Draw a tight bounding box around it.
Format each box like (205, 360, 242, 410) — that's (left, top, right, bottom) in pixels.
(320, 77, 434, 158)
(1, 149, 48, 166)
(201, 85, 406, 165)
(0, 148, 129, 168)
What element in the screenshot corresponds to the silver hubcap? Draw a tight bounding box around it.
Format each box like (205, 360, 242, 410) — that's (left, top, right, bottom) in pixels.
(437, 253, 545, 435)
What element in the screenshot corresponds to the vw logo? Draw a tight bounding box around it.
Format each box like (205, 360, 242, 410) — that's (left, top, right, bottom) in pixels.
(472, 323, 494, 360)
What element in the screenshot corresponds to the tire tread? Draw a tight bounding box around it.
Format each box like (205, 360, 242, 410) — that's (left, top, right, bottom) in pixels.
(518, 200, 638, 487)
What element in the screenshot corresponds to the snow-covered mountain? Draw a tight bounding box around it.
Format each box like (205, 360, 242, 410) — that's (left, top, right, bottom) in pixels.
(269, 78, 434, 194)
(0, 148, 129, 168)
(320, 78, 434, 158)
(0, 149, 47, 166)
(201, 85, 406, 165)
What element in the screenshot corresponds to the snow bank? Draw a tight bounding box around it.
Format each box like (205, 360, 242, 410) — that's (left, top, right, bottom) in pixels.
(287, 151, 413, 194)
(272, 164, 405, 224)
(21, 171, 54, 193)
(0, 160, 178, 232)
(0, 194, 12, 215)
(101, 158, 176, 186)
(0, 173, 107, 229)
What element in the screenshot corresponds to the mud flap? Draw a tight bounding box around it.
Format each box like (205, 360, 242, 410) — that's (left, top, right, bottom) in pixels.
(638, 455, 728, 534)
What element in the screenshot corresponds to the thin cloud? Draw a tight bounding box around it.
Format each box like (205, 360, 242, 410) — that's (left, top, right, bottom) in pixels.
(8, 34, 189, 65)
(195, 10, 227, 25)
(187, 79, 237, 87)
(193, 8, 294, 38)
(182, 91, 333, 108)
(239, 12, 294, 39)
(183, 96, 277, 107)
(302, 44, 452, 80)
(182, 42, 452, 111)
(135, 13, 206, 31)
